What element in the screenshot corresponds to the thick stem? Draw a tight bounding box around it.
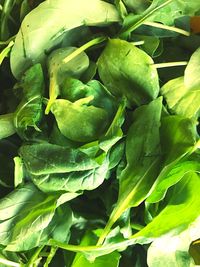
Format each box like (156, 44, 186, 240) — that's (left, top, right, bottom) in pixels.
(143, 21, 190, 36)
(62, 36, 106, 64)
(44, 247, 57, 267)
(153, 61, 188, 69)
(0, 257, 20, 267)
(45, 76, 59, 114)
(26, 246, 44, 267)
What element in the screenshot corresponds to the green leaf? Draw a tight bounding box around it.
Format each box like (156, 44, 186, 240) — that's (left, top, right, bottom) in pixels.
(98, 39, 159, 106)
(0, 184, 62, 251)
(161, 48, 200, 119)
(10, 0, 120, 79)
(0, 41, 14, 65)
(133, 172, 200, 240)
(0, 183, 78, 252)
(71, 231, 121, 267)
(19, 143, 100, 175)
(0, 113, 15, 140)
(121, 0, 200, 37)
(51, 78, 118, 142)
(123, 0, 149, 13)
(97, 97, 162, 244)
(147, 0, 200, 26)
(159, 115, 198, 164)
(185, 48, 200, 91)
(46, 47, 89, 113)
(118, 97, 162, 207)
(13, 64, 44, 140)
(147, 159, 200, 203)
(147, 114, 199, 203)
(51, 99, 109, 142)
(30, 158, 109, 193)
(147, 216, 200, 267)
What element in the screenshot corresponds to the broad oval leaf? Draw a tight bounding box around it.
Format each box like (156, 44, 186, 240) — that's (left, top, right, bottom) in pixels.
(51, 99, 109, 142)
(19, 143, 100, 175)
(10, 0, 120, 79)
(133, 172, 200, 240)
(98, 39, 159, 106)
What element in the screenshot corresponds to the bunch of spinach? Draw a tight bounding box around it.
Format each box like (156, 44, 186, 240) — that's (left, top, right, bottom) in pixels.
(0, 0, 200, 266)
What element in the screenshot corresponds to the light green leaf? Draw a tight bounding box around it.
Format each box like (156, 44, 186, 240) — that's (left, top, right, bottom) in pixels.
(46, 47, 89, 113)
(134, 172, 200, 240)
(51, 99, 109, 142)
(71, 231, 121, 267)
(51, 78, 118, 142)
(159, 115, 197, 164)
(147, 216, 200, 267)
(0, 41, 14, 65)
(147, 159, 200, 203)
(147, 114, 199, 202)
(0, 113, 15, 140)
(98, 39, 159, 106)
(0, 184, 77, 252)
(185, 47, 200, 90)
(161, 47, 200, 119)
(10, 0, 120, 79)
(97, 97, 162, 244)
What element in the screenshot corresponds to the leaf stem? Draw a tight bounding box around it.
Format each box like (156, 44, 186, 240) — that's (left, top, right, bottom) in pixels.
(62, 36, 107, 64)
(132, 41, 145, 46)
(48, 238, 136, 253)
(0, 34, 16, 45)
(44, 247, 57, 267)
(120, 0, 173, 36)
(0, 40, 14, 65)
(26, 246, 44, 267)
(0, 257, 21, 267)
(143, 21, 190, 36)
(153, 61, 188, 69)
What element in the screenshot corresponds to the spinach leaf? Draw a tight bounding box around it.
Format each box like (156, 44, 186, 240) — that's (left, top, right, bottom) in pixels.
(10, 0, 120, 79)
(30, 159, 109, 193)
(46, 47, 89, 113)
(133, 172, 200, 240)
(121, 0, 200, 37)
(19, 143, 100, 175)
(97, 97, 162, 244)
(13, 64, 44, 140)
(0, 113, 15, 140)
(51, 99, 110, 143)
(0, 183, 76, 251)
(71, 231, 121, 267)
(147, 159, 200, 203)
(147, 217, 200, 267)
(98, 39, 159, 106)
(51, 79, 118, 142)
(161, 47, 200, 119)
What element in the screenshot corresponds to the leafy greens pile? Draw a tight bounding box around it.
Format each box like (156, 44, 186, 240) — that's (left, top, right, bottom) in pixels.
(0, 0, 200, 266)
